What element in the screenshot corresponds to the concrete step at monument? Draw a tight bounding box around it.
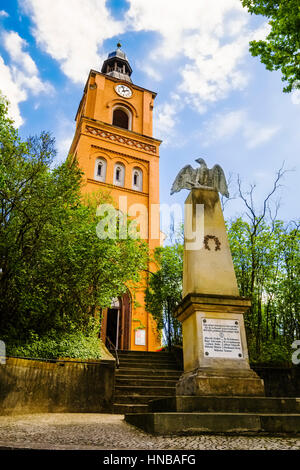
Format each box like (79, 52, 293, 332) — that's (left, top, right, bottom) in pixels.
(117, 362, 178, 370)
(125, 412, 300, 435)
(115, 385, 176, 396)
(116, 369, 182, 378)
(119, 357, 177, 369)
(114, 395, 172, 405)
(113, 403, 149, 414)
(115, 377, 179, 387)
(116, 351, 172, 357)
(112, 350, 182, 414)
(149, 396, 300, 414)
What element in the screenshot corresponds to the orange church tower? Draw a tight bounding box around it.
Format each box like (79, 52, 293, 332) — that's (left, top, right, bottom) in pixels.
(68, 44, 162, 351)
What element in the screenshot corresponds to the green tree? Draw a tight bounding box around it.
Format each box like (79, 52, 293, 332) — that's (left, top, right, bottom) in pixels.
(145, 244, 183, 350)
(226, 168, 299, 363)
(241, 0, 300, 92)
(228, 217, 299, 363)
(0, 94, 148, 354)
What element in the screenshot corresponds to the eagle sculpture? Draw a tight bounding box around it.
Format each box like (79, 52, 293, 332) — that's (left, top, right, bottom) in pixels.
(170, 158, 229, 198)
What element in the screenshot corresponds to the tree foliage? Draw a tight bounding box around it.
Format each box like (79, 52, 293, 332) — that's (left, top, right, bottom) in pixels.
(241, 0, 300, 92)
(228, 217, 299, 363)
(229, 168, 300, 363)
(145, 244, 183, 349)
(0, 94, 148, 353)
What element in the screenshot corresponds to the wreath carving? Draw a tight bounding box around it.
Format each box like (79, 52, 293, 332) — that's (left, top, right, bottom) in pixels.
(204, 235, 221, 251)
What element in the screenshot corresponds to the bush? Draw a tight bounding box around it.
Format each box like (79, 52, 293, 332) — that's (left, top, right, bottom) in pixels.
(5, 328, 102, 360)
(248, 339, 292, 366)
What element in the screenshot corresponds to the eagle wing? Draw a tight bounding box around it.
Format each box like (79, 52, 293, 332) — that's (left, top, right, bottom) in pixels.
(211, 164, 229, 198)
(170, 165, 195, 195)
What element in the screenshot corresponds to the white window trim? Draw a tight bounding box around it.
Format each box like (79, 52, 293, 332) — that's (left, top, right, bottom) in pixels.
(113, 162, 125, 187)
(94, 157, 107, 182)
(132, 167, 143, 191)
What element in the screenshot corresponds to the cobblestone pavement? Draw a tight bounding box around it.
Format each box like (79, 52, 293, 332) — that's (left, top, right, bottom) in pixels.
(0, 414, 299, 450)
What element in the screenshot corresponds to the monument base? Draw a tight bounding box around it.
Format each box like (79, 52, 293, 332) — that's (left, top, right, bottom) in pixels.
(125, 396, 300, 435)
(175, 293, 265, 397)
(176, 367, 265, 397)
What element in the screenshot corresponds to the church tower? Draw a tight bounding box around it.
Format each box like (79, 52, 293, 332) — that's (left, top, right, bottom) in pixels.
(69, 44, 162, 351)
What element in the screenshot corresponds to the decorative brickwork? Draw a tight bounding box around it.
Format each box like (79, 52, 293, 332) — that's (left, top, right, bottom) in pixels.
(86, 125, 157, 154)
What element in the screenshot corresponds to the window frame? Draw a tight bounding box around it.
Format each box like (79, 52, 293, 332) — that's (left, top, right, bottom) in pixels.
(94, 157, 107, 182)
(112, 105, 132, 130)
(132, 167, 143, 191)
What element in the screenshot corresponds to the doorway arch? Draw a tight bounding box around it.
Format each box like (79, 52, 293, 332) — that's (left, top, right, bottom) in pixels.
(104, 292, 131, 350)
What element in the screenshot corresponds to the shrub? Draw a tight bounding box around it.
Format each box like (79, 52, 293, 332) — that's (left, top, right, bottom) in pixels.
(5, 328, 102, 360)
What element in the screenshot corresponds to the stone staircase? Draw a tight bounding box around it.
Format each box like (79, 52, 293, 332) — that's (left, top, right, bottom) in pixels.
(112, 350, 182, 414)
(125, 394, 300, 435)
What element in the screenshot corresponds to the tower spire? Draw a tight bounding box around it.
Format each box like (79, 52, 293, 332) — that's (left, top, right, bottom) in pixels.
(101, 44, 132, 82)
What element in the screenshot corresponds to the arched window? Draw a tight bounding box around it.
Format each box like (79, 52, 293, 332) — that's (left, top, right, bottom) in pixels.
(113, 162, 125, 187)
(112, 106, 132, 130)
(94, 157, 107, 182)
(132, 167, 143, 191)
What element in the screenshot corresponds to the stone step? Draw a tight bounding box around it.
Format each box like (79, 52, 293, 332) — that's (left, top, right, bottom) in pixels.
(115, 385, 176, 396)
(149, 396, 300, 414)
(115, 351, 173, 357)
(112, 351, 181, 415)
(125, 412, 300, 435)
(113, 404, 149, 414)
(116, 369, 182, 377)
(115, 378, 178, 387)
(113, 395, 171, 405)
(119, 358, 177, 369)
(117, 362, 178, 370)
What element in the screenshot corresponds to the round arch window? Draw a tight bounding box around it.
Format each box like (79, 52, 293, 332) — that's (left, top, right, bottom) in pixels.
(132, 167, 143, 191)
(114, 162, 125, 187)
(94, 157, 107, 182)
(112, 106, 132, 130)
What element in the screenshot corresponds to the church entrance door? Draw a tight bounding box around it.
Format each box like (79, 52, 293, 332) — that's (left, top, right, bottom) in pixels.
(104, 294, 131, 351)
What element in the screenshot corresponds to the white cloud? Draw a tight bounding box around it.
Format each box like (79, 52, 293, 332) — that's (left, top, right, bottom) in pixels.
(0, 10, 9, 18)
(0, 56, 26, 126)
(291, 89, 300, 105)
(154, 94, 185, 145)
(3, 31, 38, 75)
(202, 109, 280, 149)
(54, 116, 75, 162)
(0, 30, 53, 126)
(21, 0, 124, 84)
(244, 123, 280, 149)
(154, 102, 177, 143)
(126, 0, 260, 107)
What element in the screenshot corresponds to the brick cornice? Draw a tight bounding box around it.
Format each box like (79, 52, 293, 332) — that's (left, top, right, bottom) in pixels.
(85, 124, 157, 155)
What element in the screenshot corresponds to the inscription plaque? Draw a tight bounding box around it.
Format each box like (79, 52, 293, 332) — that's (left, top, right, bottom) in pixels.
(202, 318, 243, 359)
(135, 329, 146, 346)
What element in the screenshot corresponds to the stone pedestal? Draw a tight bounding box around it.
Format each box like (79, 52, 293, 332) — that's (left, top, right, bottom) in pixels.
(175, 188, 264, 397)
(175, 293, 264, 396)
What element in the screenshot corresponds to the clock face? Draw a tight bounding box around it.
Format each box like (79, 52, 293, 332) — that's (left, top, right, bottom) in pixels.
(115, 84, 132, 98)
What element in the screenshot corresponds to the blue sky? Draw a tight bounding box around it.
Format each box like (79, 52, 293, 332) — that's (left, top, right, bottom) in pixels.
(0, 0, 299, 226)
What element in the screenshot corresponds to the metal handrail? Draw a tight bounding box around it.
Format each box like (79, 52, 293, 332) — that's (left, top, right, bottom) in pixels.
(106, 337, 120, 369)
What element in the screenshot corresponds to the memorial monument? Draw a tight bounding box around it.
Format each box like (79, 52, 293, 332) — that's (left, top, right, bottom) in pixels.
(125, 158, 300, 435)
(171, 158, 265, 396)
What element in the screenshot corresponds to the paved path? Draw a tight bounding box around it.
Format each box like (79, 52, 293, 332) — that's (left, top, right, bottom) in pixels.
(0, 414, 299, 450)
